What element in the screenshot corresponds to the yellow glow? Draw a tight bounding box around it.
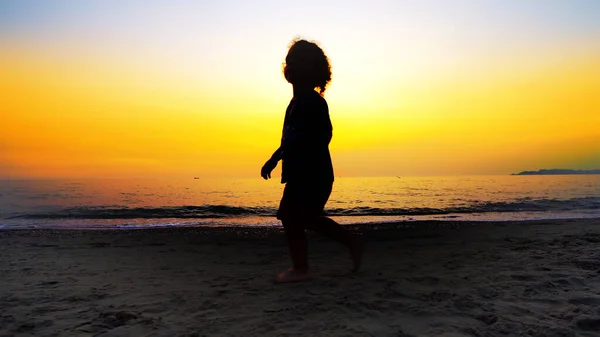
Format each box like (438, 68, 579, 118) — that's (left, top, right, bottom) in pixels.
(1, 40, 599, 178)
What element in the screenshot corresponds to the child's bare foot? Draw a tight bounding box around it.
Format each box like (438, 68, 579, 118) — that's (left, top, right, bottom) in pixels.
(349, 233, 365, 272)
(274, 268, 312, 284)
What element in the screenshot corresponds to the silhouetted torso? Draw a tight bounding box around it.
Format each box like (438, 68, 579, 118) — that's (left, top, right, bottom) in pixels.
(280, 90, 334, 184)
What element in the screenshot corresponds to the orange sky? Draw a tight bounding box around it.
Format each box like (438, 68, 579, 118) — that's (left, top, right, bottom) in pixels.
(1, 1, 599, 179)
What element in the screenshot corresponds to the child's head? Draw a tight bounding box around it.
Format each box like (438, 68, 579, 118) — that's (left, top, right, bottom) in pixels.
(283, 38, 332, 96)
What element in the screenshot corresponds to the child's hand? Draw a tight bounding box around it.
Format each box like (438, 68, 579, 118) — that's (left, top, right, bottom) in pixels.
(261, 159, 277, 180)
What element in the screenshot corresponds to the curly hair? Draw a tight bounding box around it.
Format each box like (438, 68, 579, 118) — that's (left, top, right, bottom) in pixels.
(283, 38, 332, 96)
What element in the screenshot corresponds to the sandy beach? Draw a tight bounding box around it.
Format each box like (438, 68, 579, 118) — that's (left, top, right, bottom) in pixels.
(2, 219, 600, 336)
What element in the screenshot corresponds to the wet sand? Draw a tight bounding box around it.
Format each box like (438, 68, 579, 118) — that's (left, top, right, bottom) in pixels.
(2, 219, 600, 336)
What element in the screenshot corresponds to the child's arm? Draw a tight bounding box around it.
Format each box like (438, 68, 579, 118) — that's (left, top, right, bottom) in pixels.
(269, 146, 283, 162)
(261, 146, 282, 180)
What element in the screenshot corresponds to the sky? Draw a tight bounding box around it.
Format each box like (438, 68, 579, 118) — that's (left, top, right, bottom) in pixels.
(1, 0, 599, 179)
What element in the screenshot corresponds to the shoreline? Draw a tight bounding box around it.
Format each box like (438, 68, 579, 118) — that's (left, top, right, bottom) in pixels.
(3, 210, 600, 231)
(2, 218, 598, 246)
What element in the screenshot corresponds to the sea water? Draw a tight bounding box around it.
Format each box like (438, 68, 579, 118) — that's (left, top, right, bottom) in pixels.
(1, 175, 599, 229)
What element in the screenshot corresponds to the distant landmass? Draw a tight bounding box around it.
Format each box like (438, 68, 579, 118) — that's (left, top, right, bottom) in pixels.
(512, 169, 600, 175)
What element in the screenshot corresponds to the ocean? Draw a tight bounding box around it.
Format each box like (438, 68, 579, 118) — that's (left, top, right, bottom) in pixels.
(1, 175, 599, 229)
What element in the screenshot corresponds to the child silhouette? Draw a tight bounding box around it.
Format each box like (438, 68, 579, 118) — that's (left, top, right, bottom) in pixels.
(261, 39, 364, 283)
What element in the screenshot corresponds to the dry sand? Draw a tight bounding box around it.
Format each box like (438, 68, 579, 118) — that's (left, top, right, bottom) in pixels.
(1, 219, 600, 337)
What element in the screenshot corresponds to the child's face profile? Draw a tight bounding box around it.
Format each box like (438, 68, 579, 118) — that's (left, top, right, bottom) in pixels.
(284, 47, 316, 86)
(282, 39, 331, 95)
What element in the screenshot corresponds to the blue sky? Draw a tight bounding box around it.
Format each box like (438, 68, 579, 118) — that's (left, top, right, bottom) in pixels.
(2, 1, 599, 45)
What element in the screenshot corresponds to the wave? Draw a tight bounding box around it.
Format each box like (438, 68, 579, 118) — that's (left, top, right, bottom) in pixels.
(7, 196, 600, 220)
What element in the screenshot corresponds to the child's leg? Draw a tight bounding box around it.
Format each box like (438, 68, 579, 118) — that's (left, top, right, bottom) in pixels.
(282, 219, 309, 271)
(305, 216, 350, 246)
(306, 217, 364, 272)
(276, 219, 312, 283)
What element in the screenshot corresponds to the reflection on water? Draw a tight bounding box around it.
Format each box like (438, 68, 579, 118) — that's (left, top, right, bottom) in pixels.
(1, 175, 600, 227)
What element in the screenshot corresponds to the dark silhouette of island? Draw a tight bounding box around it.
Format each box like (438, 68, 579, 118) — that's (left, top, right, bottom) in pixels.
(512, 169, 600, 175)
